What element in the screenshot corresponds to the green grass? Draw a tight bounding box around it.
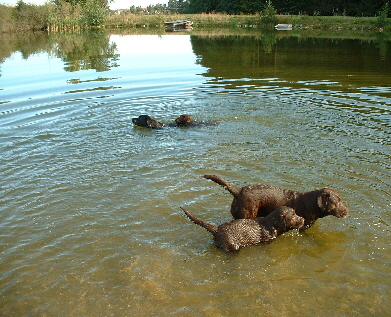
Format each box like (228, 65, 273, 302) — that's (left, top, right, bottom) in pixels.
(106, 13, 390, 32)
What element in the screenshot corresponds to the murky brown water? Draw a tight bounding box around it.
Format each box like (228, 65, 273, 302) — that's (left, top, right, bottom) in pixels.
(1, 29, 390, 316)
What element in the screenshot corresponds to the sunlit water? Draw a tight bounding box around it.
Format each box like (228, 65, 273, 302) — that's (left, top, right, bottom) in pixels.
(1, 30, 390, 316)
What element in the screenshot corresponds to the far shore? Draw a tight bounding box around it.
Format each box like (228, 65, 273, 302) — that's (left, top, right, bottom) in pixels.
(106, 13, 390, 32)
(0, 3, 390, 34)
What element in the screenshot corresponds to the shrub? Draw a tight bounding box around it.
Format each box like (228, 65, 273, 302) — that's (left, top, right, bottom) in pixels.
(13, 0, 48, 30)
(0, 4, 15, 32)
(82, 0, 107, 26)
(261, 0, 277, 27)
(376, 2, 390, 29)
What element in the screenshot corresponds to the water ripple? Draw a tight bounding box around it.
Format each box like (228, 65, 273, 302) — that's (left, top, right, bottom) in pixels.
(1, 36, 391, 316)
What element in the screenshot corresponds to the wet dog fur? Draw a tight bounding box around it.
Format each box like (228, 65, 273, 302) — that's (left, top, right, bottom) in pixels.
(181, 206, 304, 252)
(203, 174, 349, 229)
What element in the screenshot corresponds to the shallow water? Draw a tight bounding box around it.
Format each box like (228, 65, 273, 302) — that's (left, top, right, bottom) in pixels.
(1, 29, 391, 316)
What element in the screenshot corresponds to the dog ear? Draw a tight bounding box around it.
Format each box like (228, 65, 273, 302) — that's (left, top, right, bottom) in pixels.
(279, 212, 287, 225)
(317, 189, 333, 211)
(139, 115, 149, 126)
(144, 116, 152, 127)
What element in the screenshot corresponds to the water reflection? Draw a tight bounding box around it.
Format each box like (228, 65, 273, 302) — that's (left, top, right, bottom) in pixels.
(375, 32, 389, 60)
(1, 28, 390, 78)
(0, 30, 119, 73)
(190, 34, 391, 87)
(50, 30, 119, 72)
(0, 32, 50, 63)
(188, 32, 391, 145)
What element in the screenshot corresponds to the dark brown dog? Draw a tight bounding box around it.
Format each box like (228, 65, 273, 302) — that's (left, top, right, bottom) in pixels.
(175, 114, 194, 126)
(204, 174, 349, 229)
(132, 115, 165, 128)
(132, 114, 196, 128)
(181, 206, 304, 252)
(132, 114, 217, 128)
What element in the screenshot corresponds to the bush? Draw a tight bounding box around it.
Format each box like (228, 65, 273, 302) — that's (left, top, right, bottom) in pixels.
(261, 0, 277, 27)
(47, 0, 107, 30)
(376, 2, 390, 28)
(0, 4, 15, 32)
(13, 0, 49, 30)
(82, 0, 107, 26)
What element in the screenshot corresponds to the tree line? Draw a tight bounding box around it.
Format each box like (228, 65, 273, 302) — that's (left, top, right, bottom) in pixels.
(158, 0, 389, 17)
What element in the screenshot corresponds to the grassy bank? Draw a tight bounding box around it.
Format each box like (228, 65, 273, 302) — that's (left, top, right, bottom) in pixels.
(106, 13, 389, 32)
(0, 2, 390, 33)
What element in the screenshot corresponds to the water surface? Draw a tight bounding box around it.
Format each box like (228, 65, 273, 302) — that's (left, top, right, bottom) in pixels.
(1, 29, 390, 316)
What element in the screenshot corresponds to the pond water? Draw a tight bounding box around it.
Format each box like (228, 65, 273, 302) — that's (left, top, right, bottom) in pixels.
(1, 29, 391, 316)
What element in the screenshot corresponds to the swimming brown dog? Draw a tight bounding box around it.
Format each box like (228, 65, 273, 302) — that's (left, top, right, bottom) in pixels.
(132, 114, 217, 128)
(132, 114, 196, 128)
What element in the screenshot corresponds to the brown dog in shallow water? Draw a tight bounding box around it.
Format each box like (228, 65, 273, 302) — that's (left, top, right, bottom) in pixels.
(132, 114, 196, 128)
(175, 114, 194, 126)
(132, 115, 165, 128)
(204, 174, 349, 229)
(132, 114, 217, 128)
(181, 206, 304, 252)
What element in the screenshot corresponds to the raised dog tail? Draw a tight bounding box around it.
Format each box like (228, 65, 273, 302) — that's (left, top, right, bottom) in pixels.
(203, 174, 240, 196)
(180, 207, 218, 235)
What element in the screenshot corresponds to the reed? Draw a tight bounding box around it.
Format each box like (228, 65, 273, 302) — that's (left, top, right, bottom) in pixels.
(107, 13, 265, 29)
(47, 2, 83, 31)
(106, 13, 178, 28)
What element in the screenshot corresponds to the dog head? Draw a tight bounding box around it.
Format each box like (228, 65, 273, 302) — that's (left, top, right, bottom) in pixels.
(280, 206, 305, 230)
(317, 188, 349, 218)
(175, 114, 194, 126)
(132, 115, 165, 128)
(274, 206, 305, 232)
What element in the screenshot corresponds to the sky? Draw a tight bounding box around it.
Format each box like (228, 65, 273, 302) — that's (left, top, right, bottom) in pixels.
(0, 0, 166, 10)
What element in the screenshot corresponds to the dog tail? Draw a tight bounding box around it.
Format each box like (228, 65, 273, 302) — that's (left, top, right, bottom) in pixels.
(203, 174, 240, 196)
(180, 207, 218, 235)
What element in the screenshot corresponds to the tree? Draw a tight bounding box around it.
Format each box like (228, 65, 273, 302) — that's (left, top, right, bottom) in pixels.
(81, 0, 107, 26)
(13, 0, 48, 30)
(168, 0, 183, 13)
(185, 0, 389, 16)
(261, 0, 277, 26)
(188, 0, 219, 13)
(376, 2, 390, 28)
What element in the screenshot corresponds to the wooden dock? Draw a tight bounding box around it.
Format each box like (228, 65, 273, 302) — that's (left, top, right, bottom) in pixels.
(164, 20, 193, 31)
